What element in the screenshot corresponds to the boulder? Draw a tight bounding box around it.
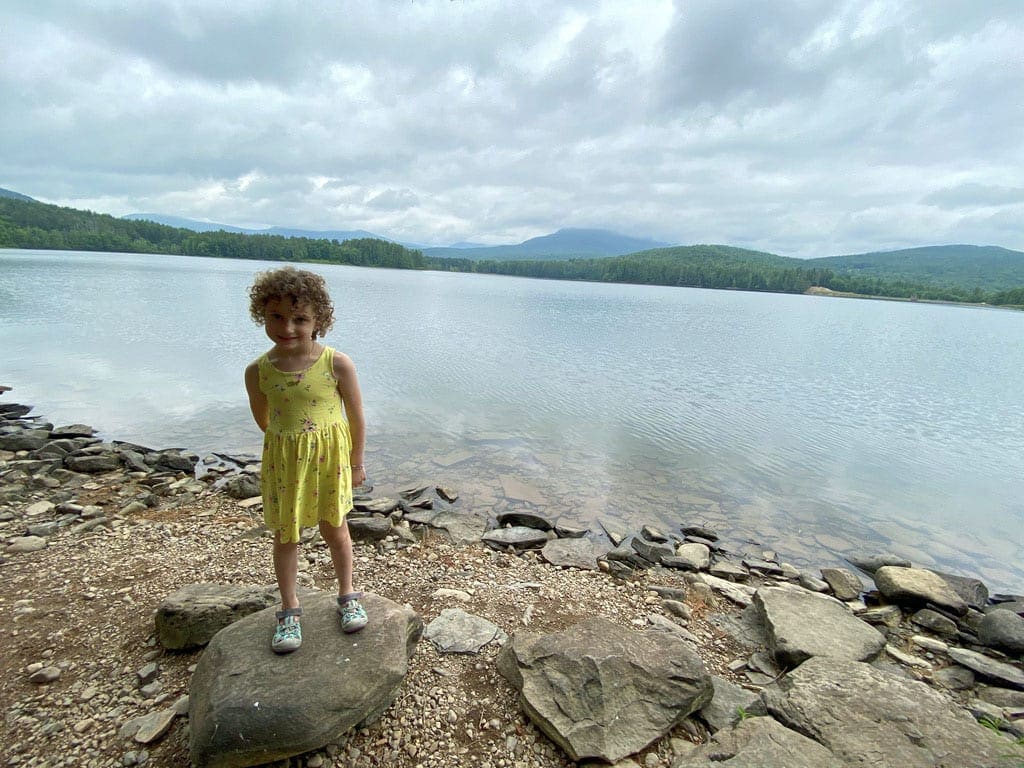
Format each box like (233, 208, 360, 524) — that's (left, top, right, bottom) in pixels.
(929, 569, 989, 608)
(672, 543, 710, 571)
(497, 617, 712, 763)
(873, 566, 968, 615)
(978, 609, 1024, 656)
(189, 591, 421, 768)
(0, 429, 50, 451)
(156, 583, 279, 650)
(910, 608, 959, 638)
(763, 657, 1016, 767)
(753, 587, 885, 667)
(222, 474, 261, 500)
(630, 535, 674, 565)
(423, 608, 505, 653)
(64, 453, 122, 473)
(347, 516, 392, 543)
(481, 525, 549, 551)
(673, 715, 843, 768)
(541, 537, 603, 570)
(819, 567, 864, 600)
(152, 450, 198, 472)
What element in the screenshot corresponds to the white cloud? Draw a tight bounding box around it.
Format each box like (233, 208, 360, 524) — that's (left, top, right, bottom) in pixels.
(1, 0, 1022, 255)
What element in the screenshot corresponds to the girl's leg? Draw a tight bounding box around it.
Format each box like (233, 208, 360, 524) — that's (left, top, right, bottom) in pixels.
(318, 518, 354, 596)
(273, 532, 301, 610)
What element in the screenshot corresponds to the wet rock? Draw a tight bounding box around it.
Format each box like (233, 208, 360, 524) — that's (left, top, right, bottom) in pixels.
(398, 484, 429, 500)
(497, 617, 712, 763)
(640, 525, 668, 542)
(435, 486, 458, 503)
(680, 525, 718, 541)
(496, 511, 553, 531)
(553, 523, 588, 539)
(709, 560, 750, 582)
(846, 552, 911, 574)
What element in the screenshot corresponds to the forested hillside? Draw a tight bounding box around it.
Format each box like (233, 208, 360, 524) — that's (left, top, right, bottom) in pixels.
(2, 196, 1022, 308)
(0, 198, 425, 269)
(813, 245, 1024, 291)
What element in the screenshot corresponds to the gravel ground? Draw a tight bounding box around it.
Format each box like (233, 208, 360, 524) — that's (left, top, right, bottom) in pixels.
(1, 485, 747, 768)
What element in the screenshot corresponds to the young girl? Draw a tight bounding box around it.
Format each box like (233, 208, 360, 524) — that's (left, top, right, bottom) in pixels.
(245, 266, 368, 653)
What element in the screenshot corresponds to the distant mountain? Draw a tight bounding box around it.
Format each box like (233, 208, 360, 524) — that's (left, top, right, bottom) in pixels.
(123, 213, 387, 243)
(423, 228, 672, 261)
(810, 245, 1024, 291)
(0, 187, 36, 203)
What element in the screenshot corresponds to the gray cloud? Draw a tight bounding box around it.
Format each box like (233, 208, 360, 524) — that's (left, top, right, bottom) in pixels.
(1, 0, 1022, 254)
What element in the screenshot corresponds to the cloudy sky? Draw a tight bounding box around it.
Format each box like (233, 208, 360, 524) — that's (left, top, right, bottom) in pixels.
(2, 1, 1022, 257)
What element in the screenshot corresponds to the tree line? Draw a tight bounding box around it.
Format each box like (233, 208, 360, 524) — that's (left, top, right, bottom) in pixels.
(0, 198, 425, 269)
(2, 196, 1021, 308)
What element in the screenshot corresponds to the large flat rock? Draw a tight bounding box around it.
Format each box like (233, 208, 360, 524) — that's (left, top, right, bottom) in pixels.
(673, 715, 844, 767)
(874, 566, 968, 615)
(189, 591, 421, 768)
(753, 586, 885, 667)
(497, 617, 712, 763)
(763, 656, 1017, 767)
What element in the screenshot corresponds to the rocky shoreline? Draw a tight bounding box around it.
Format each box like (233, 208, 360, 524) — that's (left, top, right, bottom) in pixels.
(1, 394, 1023, 768)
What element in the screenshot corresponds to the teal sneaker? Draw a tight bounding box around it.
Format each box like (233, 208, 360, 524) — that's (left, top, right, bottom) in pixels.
(272, 607, 302, 653)
(337, 593, 368, 633)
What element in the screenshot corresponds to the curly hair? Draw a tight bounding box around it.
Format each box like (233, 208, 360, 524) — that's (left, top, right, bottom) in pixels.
(248, 266, 335, 338)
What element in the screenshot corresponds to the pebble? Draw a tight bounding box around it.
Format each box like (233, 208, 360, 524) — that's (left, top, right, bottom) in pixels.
(28, 666, 62, 684)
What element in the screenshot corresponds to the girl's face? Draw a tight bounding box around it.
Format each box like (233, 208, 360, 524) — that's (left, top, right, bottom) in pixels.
(263, 298, 317, 349)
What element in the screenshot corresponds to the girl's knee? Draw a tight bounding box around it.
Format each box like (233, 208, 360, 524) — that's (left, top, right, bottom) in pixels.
(319, 518, 351, 545)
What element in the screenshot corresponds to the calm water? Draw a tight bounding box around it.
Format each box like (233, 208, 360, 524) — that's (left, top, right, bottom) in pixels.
(2, 249, 1023, 590)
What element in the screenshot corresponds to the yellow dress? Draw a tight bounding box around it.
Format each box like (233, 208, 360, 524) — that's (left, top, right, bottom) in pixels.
(258, 346, 353, 543)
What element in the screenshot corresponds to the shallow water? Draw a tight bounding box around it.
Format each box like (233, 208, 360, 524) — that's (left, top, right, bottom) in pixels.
(2, 248, 1022, 590)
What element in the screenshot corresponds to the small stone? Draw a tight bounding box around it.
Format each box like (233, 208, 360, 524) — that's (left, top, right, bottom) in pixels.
(29, 666, 61, 684)
(136, 662, 159, 684)
(133, 708, 176, 744)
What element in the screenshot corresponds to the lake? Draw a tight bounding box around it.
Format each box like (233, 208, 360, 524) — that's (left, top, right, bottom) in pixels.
(2, 248, 1022, 590)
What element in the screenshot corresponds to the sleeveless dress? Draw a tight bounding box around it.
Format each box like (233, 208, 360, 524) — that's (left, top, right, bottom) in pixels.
(258, 346, 354, 543)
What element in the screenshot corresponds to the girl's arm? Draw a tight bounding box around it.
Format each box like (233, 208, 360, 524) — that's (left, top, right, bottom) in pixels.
(244, 361, 269, 432)
(333, 350, 366, 487)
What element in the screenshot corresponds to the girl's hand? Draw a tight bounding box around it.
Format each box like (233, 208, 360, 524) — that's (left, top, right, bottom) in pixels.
(352, 466, 367, 488)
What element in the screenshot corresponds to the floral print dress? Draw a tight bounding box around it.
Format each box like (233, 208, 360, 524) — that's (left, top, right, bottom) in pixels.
(258, 346, 353, 543)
